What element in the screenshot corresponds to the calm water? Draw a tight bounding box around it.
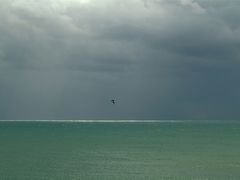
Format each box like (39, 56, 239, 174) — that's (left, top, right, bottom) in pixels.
(0, 121, 240, 180)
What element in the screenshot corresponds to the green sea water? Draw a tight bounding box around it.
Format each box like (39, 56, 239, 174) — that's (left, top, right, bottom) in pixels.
(0, 121, 240, 180)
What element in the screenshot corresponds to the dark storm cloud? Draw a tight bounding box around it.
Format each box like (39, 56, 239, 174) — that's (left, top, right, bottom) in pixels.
(0, 0, 240, 120)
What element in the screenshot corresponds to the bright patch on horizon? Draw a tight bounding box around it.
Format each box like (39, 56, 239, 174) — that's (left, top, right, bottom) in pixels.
(59, 0, 92, 5)
(80, 0, 91, 4)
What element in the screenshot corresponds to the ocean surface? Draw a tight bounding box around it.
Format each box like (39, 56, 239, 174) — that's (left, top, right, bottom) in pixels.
(0, 121, 240, 180)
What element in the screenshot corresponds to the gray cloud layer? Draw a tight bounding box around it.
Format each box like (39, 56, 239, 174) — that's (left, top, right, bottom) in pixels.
(0, 0, 240, 120)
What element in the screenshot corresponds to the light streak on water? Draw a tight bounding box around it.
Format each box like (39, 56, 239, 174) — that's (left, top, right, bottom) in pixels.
(0, 120, 239, 123)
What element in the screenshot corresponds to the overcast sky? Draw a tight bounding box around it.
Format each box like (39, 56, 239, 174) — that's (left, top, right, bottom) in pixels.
(0, 0, 240, 120)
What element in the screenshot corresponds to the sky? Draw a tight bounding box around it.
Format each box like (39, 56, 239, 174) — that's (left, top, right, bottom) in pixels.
(0, 0, 240, 120)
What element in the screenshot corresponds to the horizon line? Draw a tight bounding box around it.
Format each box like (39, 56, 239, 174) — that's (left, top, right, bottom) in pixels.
(0, 120, 239, 123)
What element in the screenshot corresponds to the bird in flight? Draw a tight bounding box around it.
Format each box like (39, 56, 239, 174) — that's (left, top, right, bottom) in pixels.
(111, 99, 116, 104)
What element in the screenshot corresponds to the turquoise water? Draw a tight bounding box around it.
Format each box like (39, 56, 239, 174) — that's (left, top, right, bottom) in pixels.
(0, 121, 240, 180)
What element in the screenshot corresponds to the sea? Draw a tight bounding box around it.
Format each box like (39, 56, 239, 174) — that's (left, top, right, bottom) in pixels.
(0, 120, 240, 180)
